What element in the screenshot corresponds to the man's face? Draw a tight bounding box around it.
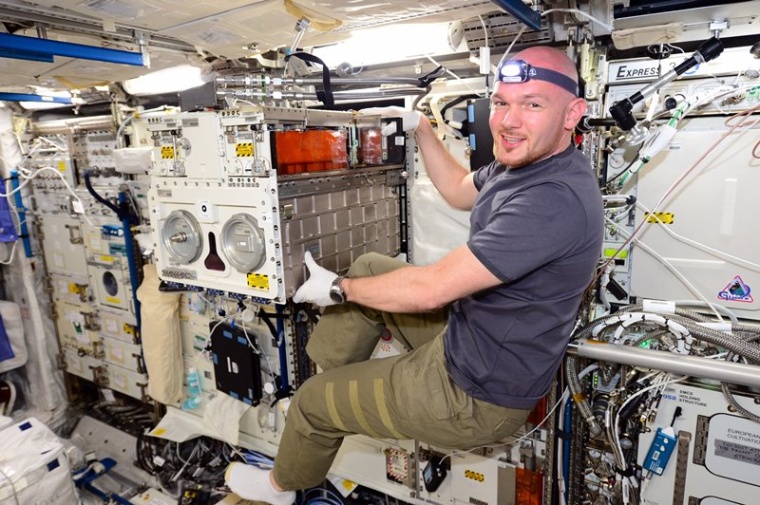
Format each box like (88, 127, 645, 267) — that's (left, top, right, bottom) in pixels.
(488, 77, 577, 168)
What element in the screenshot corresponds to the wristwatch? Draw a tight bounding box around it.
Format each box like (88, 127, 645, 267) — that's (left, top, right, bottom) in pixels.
(329, 275, 347, 304)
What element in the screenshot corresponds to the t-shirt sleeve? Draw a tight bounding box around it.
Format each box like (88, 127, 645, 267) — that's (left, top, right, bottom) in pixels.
(473, 161, 498, 191)
(467, 181, 589, 283)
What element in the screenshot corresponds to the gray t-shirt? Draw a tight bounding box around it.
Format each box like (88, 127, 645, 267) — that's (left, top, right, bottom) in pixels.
(444, 145, 603, 409)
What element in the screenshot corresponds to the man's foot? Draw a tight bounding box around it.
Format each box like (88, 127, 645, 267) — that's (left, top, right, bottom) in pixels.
(225, 463, 295, 505)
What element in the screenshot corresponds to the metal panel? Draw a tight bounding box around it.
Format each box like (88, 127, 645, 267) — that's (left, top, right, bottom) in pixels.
(38, 215, 89, 275)
(630, 116, 760, 320)
(636, 383, 760, 504)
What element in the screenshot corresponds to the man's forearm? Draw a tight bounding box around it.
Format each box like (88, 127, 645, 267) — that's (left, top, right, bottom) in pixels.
(341, 265, 445, 313)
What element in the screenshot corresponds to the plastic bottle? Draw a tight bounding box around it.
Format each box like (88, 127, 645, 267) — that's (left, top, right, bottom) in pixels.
(187, 367, 202, 396)
(182, 367, 202, 410)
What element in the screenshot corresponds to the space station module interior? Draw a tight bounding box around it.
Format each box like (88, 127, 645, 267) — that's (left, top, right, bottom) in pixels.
(0, 0, 760, 504)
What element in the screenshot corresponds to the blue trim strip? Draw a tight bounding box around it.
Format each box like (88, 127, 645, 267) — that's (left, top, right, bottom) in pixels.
(0, 33, 145, 66)
(0, 93, 72, 104)
(490, 0, 542, 30)
(0, 48, 53, 63)
(9, 171, 33, 258)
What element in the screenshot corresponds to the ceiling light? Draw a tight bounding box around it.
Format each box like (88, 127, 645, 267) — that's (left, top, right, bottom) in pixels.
(313, 22, 454, 69)
(123, 64, 209, 96)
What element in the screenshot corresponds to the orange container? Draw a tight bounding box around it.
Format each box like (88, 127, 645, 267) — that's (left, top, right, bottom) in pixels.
(274, 130, 349, 174)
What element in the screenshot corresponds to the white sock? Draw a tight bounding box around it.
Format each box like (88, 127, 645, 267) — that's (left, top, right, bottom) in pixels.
(225, 463, 295, 505)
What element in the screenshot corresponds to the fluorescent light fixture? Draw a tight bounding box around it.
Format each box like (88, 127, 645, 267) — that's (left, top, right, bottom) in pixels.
(313, 22, 454, 69)
(17, 88, 79, 110)
(123, 64, 208, 96)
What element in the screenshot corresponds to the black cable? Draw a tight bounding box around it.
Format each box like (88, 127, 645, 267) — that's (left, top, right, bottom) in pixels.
(257, 309, 279, 340)
(285, 52, 335, 107)
(83, 168, 121, 216)
(601, 145, 644, 189)
(439, 94, 480, 124)
(417, 66, 446, 87)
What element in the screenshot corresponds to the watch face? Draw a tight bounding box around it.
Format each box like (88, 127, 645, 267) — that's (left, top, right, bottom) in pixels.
(330, 277, 345, 303)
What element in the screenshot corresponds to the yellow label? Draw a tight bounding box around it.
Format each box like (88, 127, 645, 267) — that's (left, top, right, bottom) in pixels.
(68, 283, 80, 294)
(123, 323, 134, 335)
(603, 248, 629, 259)
(645, 212, 674, 224)
(464, 469, 485, 482)
(236, 142, 254, 157)
(151, 428, 167, 436)
(247, 273, 270, 290)
(339, 479, 357, 493)
(106, 296, 121, 304)
(57, 161, 67, 172)
(99, 255, 116, 263)
(161, 146, 175, 159)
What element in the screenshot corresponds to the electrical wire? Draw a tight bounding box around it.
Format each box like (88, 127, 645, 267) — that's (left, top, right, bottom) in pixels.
(603, 215, 722, 321)
(0, 179, 21, 265)
(116, 105, 173, 148)
(602, 151, 642, 188)
(195, 314, 238, 366)
(635, 200, 760, 274)
(2, 165, 93, 227)
(593, 103, 760, 291)
(477, 15, 489, 49)
(612, 373, 689, 471)
(0, 466, 20, 505)
(495, 25, 527, 73)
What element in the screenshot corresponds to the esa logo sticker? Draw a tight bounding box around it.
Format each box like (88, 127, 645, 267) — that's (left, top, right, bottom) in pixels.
(717, 275, 753, 303)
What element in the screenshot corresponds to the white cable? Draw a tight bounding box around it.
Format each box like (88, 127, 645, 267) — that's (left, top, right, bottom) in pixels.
(425, 55, 461, 81)
(116, 105, 172, 148)
(635, 200, 760, 273)
(38, 136, 67, 151)
(0, 466, 21, 505)
(2, 165, 93, 226)
(239, 316, 262, 355)
(612, 373, 689, 471)
(195, 314, 237, 365)
(598, 104, 760, 295)
(622, 373, 688, 425)
(604, 216, 724, 321)
(495, 25, 527, 74)
(477, 15, 490, 49)
(0, 179, 22, 264)
(672, 300, 738, 325)
(0, 241, 18, 265)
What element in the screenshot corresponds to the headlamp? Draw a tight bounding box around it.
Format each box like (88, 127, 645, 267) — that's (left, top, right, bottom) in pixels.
(497, 60, 579, 96)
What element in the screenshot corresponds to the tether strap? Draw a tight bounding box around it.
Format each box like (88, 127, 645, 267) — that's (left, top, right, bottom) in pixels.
(286, 52, 334, 107)
(418, 66, 446, 87)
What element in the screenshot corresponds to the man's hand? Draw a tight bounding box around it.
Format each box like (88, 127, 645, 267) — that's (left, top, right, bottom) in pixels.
(293, 251, 339, 306)
(360, 106, 422, 133)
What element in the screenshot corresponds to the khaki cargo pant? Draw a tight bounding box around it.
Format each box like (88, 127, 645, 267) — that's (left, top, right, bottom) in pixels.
(273, 253, 532, 490)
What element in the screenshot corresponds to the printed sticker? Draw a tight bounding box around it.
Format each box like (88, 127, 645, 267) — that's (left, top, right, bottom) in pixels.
(717, 275, 753, 303)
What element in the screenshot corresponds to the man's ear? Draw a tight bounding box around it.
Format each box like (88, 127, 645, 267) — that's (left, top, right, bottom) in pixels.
(565, 97, 588, 131)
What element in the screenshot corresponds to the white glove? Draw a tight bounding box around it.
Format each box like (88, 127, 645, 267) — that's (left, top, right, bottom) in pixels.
(293, 251, 338, 306)
(360, 106, 422, 133)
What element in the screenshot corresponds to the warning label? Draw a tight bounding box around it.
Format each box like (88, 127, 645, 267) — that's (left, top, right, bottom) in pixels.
(714, 439, 760, 466)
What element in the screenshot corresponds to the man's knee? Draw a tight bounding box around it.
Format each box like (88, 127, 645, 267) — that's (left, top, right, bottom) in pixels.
(348, 252, 406, 278)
